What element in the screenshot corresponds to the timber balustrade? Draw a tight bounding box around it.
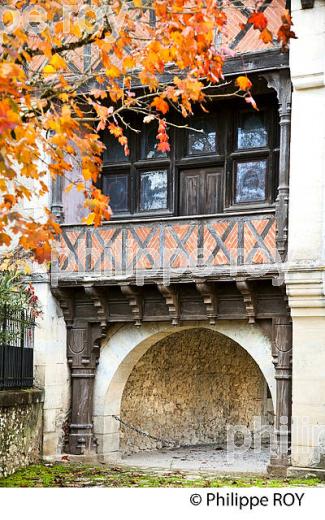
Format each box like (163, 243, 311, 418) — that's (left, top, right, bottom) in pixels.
(52, 211, 279, 283)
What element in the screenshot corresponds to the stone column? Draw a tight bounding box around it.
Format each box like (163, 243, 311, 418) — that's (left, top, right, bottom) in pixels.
(67, 324, 100, 455)
(268, 316, 292, 475)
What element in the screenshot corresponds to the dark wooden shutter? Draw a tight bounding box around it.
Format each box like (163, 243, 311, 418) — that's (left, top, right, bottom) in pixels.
(180, 169, 201, 216)
(203, 169, 223, 214)
(180, 167, 223, 216)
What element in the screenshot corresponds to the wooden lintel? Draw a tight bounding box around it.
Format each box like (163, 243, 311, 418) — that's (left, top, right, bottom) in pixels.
(157, 284, 180, 325)
(195, 281, 218, 325)
(236, 279, 256, 324)
(120, 285, 143, 326)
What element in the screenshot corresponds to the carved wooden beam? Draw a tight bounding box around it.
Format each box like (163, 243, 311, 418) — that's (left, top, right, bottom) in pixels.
(83, 284, 108, 337)
(120, 284, 143, 326)
(301, 0, 314, 8)
(157, 284, 180, 325)
(236, 279, 256, 324)
(51, 287, 74, 326)
(195, 281, 218, 325)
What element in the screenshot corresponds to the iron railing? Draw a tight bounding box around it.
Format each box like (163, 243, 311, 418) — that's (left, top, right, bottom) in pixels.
(0, 306, 35, 390)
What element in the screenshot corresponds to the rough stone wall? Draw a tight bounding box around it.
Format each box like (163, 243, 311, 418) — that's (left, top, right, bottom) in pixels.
(120, 329, 269, 454)
(0, 389, 44, 477)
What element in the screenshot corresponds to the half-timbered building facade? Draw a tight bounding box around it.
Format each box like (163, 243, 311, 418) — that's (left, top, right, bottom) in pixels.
(32, 0, 325, 477)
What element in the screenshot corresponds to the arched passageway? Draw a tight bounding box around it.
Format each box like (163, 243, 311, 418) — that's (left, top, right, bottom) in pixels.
(94, 321, 275, 472)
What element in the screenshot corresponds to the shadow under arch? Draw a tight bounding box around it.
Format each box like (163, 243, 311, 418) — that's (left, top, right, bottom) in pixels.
(93, 321, 275, 462)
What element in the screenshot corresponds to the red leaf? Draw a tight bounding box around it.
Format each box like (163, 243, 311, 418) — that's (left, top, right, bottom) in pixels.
(151, 97, 169, 114)
(248, 11, 268, 31)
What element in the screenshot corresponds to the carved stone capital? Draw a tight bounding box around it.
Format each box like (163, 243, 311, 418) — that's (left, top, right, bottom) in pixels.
(157, 284, 180, 325)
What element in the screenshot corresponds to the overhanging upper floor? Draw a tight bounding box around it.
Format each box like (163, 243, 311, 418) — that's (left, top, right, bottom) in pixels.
(50, 51, 291, 289)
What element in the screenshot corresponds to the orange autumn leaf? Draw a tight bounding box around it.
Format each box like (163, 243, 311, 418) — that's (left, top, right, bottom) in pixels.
(260, 28, 273, 44)
(0, 100, 20, 133)
(49, 54, 67, 70)
(151, 97, 169, 114)
(277, 10, 297, 49)
(0, 0, 297, 263)
(248, 11, 268, 31)
(235, 76, 252, 92)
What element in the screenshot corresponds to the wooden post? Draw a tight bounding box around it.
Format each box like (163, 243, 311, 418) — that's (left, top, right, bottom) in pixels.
(51, 175, 64, 224)
(263, 71, 292, 261)
(268, 316, 292, 474)
(67, 324, 101, 455)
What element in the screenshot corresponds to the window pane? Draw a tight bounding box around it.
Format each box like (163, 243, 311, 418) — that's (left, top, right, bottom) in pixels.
(235, 160, 267, 204)
(237, 113, 267, 149)
(187, 119, 217, 155)
(142, 126, 168, 159)
(102, 133, 129, 163)
(140, 170, 168, 211)
(103, 174, 129, 212)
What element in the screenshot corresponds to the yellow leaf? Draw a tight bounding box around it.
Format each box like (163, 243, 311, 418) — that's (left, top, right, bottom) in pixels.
(84, 213, 95, 225)
(50, 54, 67, 70)
(133, 0, 143, 6)
(43, 65, 56, 76)
(105, 65, 121, 78)
(83, 168, 92, 181)
(64, 183, 73, 193)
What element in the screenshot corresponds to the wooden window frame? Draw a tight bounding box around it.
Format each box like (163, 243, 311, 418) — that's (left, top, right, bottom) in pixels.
(100, 97, 279, 219)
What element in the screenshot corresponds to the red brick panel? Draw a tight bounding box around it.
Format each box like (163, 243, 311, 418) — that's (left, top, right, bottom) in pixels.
(54, 215, 278, 278)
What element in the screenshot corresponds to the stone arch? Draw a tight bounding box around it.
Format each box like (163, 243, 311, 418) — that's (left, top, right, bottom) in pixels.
(93, 321, 275, 461)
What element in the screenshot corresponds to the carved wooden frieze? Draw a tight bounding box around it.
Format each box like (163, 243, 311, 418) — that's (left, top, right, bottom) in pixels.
(157, 284, 180, 325)
(83, 284, 108, 336)
(236, 279, 256, 324)
(195, 281, 218, 325)
(51, 287, 74, 325)
(120, 284, 143, 326)
(301, 0, 315, 8)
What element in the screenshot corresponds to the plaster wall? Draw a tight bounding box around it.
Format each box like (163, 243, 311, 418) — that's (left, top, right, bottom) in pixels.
(287, 0, 325, 472)
(33, 280, 69, 458)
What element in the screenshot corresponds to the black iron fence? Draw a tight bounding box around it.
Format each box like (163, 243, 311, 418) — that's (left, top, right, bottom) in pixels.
(0, 307, 35, 390)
